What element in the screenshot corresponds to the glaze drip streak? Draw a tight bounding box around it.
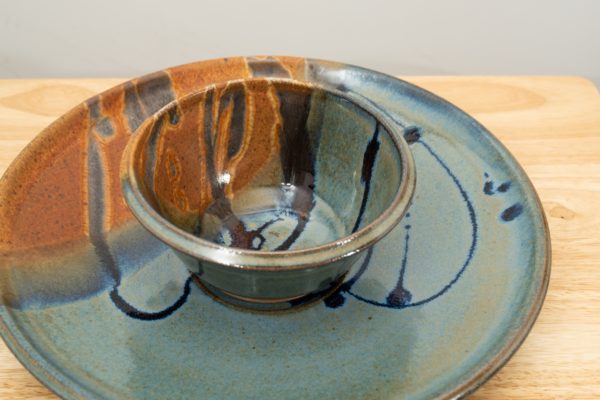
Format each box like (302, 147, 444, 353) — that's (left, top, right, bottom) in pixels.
(86, 100, 192, 320)
(274, 85, 316, 250)
(352, 123, 381, 233)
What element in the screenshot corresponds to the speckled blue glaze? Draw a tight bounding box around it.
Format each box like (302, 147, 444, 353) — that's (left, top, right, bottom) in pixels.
(0, 57, 550, 400)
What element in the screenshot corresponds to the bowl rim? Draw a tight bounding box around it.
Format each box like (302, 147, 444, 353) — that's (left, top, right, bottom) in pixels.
(120, 77, 416, 270)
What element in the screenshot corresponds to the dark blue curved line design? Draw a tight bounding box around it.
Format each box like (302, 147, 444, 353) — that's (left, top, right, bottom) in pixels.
(110, 277, 193, 321)
(326, 137, 479, 309)
(105, 134, 477, 316)
(87, 107, 193, 321)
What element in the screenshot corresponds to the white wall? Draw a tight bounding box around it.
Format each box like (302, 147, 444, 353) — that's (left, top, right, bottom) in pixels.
(1, 0, 598, 86)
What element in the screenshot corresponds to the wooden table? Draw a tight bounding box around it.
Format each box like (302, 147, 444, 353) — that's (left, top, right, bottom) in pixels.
(1, 77, 599, 399)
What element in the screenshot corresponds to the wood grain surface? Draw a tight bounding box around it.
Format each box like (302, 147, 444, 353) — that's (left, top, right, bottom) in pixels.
(0, 77, 599, 399)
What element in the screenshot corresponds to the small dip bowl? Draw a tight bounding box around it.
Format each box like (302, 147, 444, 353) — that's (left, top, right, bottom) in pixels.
(120, 78, 415, 310)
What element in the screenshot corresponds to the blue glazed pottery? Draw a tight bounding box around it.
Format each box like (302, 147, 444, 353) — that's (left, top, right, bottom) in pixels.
(120, 78, 415, 308)
(0, 57, 550, 399)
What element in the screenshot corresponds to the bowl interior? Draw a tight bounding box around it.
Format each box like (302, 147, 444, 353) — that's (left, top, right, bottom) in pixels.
(131, 79, 403, 251)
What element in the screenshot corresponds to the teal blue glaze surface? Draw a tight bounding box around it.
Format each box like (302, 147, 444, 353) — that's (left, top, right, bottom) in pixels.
(0, 57, 550, 399)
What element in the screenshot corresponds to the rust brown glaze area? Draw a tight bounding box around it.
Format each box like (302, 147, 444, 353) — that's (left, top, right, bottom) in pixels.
(0, 57, 309, 305)
(0, 57, 287, 252)
(138, 79, 286, 236)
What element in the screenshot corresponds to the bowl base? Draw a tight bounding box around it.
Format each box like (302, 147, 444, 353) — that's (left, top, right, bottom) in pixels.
(192, 273, 346, 312)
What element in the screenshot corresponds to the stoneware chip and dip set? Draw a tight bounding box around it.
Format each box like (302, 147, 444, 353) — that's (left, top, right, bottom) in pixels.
(0, 56, 550, 399)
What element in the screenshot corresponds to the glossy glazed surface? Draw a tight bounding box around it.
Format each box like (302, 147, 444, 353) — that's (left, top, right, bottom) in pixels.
(129, 79, 405, 250)
(0, 57, 550, 399)
(121, 78, 413, 304)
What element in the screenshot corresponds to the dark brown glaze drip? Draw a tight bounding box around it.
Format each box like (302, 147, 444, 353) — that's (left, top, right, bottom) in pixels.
(196, 85, 262, 249)
(352, 123, 381, 233)
(222, 89, 246, 159)
(143, 116, 165, 196)
(274, 87, 316, 251)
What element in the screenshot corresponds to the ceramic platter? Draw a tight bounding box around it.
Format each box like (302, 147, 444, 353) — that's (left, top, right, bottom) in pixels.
(0, 57, 550, 399)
